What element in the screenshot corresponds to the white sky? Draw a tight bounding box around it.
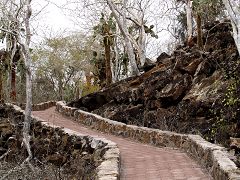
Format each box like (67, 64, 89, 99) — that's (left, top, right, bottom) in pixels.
(0, 0, 76, 49)
(31, 0, 78, 45)
(0, 0, 177, 58)
(32, 0, 178, 58)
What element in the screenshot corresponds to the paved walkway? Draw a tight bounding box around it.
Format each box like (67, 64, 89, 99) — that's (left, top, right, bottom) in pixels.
(33, 107, 212, 180)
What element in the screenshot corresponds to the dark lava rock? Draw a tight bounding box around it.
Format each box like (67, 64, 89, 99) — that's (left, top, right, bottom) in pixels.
(69, 21, 240, 145)
(68, 93, 107, 111)
(157, 52, 171, 64)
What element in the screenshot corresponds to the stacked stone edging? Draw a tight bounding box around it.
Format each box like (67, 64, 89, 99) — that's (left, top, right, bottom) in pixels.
(19, 101, 56, 111)
(10, 104, 120, 180)
(53, 127, 121, 180)
(56, 101, 240, 180)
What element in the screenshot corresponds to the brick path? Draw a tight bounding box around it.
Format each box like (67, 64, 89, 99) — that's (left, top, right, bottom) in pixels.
(33, 107, 212, 180)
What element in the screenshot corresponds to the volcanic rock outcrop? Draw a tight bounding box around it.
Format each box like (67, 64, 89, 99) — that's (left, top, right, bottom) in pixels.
(69, 21, 240, 147)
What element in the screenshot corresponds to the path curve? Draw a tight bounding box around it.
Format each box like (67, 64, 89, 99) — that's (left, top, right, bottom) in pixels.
(33, 107, 212, 180)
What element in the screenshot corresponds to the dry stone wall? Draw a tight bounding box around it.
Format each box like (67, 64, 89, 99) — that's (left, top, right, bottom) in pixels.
(56, 101, 240, 180)
(0, 103, 120, 180)
(19, 101, 56, 111)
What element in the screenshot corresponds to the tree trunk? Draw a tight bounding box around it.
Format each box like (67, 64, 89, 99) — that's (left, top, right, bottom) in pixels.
(0, 50, 8, 101)
(20, 0, 33, 163)
(196, 12, 203, 49)
(10, 62, 16, 102)
(23, 63, 32, 161)
(223, 0, 240, 54)
(112, 40, 118, 82)
(58, 79, 63, 100)
(113, 36, 120, 82)
(20, 43, 33, 162)
(75, 86, 80, 100)
(85, 70, 92, 86)
(0, 69, 3, 100)
(186, 0, 193, 46)
(9, 40, 17, 102)
(106, 0, 140, 76)
(103, 23, 112, 86)
(104, 40, 112, 85)
(134, 49, 141, 67)
(126, 39, 139, 75)
(75, 81, 83, 100)
(138, 24, 147, 66)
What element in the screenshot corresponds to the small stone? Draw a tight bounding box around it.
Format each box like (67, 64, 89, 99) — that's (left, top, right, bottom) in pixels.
(230, 137, 240, 154)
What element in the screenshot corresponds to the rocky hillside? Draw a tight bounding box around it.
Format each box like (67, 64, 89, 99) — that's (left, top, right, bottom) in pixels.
(69, 21, 240, 147)
(0, 104, 106, 179)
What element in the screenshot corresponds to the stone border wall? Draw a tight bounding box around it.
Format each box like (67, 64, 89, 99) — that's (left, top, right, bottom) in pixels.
(11, 104, 120, 180)
(19, 101, 56, 111)
(56, 101, 240, 180)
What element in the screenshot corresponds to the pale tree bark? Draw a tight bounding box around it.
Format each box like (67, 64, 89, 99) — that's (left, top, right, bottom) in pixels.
(1, 0, 33, 163)
(18, 0, 33, 163)
(126, 7, 147, 66)
(75, 81, 83, 100)
(112, 32, 120, 82)
(138, 23, 147, 65)
(222, 0, 240, 54)
(186, 0, 193, 45)
(106, 0, 140, 76)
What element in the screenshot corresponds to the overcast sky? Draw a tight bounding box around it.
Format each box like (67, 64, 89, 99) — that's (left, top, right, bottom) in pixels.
(31, 0, 77, 44)
(0, 0, 75, 49)
(0, 0, 177, 58)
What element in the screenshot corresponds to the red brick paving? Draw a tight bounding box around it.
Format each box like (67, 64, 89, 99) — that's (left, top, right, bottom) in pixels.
(33, 107, 212, 180)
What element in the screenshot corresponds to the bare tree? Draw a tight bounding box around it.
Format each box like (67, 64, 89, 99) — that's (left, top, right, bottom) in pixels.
(106, 0, 140, 76)
(94, 13, 114, 85)
(176, 0, 195, 46)
(65, 0, 156, 76)
(0, 1, 22, 102)
(21, 0, 33, 163)
(63, 0, 183, 76)
(0, 0, 33, 164)
(186, 0, 193, 46)
(0, 50, 8, 101)
(223, 0, 240, 54)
